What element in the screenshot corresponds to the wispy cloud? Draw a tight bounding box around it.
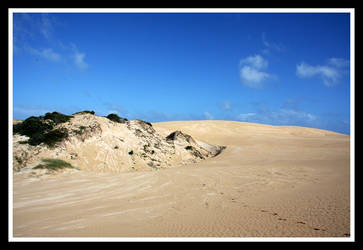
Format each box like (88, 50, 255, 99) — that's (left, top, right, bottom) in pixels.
(204, 112, 214, 120)
(71, 44, 88, 70)
(240, 54, 268, 69)
(296, 58, 349, 87)
(236, 112, 256, 121)
(236, 108, 317, 126)
(73, 51, 88, 69)
(221, 101, 232, 111)
(27, 47, 61, 62)
(328, 58, 349, 68)
(239, 54, 272, 89)
(39, 14, 55, 40)
(13, 14, 89, 70)
(261, 32, 284, 54)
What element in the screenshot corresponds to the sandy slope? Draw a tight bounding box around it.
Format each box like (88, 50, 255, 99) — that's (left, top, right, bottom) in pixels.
(12, 120, 350, 238)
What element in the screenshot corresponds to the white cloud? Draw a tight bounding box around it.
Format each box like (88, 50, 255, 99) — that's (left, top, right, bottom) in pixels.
(328, 58, 349, 68)
(236, 109, 317, 126)
(240, 66, 270, 84)
(261, 32, 284, 54)
(222, 101, 232, 111)
(240, 55, 268, 69)
(204, 112, 214, 120)
(73, 51, 88, 69)
(236, 113, 256, 121)
(239, 54, 272, 89)
(70, 43, 89, 70)
(296, 61, 345, 87)
(27, 47, 61, 62)
(40, 14, 54, 40)
(296, 62, 340, 87)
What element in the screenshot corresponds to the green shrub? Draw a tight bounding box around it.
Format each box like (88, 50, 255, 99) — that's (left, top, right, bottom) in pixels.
(13, 116, 52, 137)
(33, 158, 76, 171)
(72, 110, 95, 115)
(136, 119, 152, 127)
(44, 112, 73, 124)
(43, 128, 68, 147)
(27, 132, 46, 146)
(27, 128, 68, 147)
(185, 145, 193, 150)
(106, 113, 128, 123)
(13, 111, 72, 138)
(128, 150, 134, 155)
(13, 112, 71, 147)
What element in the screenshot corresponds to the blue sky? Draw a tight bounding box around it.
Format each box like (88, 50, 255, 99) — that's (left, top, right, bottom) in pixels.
(12, 11, 351, 134)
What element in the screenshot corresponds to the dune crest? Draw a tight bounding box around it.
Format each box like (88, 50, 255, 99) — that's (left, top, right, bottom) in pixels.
(13, 112, 225, 173)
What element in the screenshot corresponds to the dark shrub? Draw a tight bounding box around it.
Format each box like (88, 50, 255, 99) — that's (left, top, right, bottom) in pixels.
(27, 128, 68, 147)
(33, 158, 76, 171)
(42, 128, 68, 147)
(28, 132, 46, 146)
(14, 113, 69, 147)
(106, 113, 128, 123)
(136, 119, 152, 127)
(72, 110, 95, 115)
(185, 145, 193, 150)
(13, 116, 52, 137)
(128, 150, 134, 155)
(44, 112, 73, 124)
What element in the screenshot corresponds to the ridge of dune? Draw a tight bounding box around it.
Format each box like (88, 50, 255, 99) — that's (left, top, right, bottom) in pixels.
(12, 113, 225, 174)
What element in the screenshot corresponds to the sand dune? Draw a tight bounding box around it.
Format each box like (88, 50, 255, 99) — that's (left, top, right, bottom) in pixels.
(12, 120, 350, 238)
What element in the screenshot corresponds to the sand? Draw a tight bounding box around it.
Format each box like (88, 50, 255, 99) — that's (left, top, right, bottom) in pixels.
(12, 120, 351, 239)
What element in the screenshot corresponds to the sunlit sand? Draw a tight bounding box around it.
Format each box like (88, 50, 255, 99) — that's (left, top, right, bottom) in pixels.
(13, 120, 350, 238)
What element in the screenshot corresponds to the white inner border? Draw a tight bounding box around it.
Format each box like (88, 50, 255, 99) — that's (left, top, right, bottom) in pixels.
(8, 8, 355, 242)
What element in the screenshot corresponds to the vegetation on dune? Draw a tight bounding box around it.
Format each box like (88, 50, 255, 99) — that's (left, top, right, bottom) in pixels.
(43, 112, 73, 124)
(33, 158, 77, 171)
(73, 126, 86, 135)
(106, 113, 128, 123)
(135, 119, 152, 127)
(13, 116, 52, 137)
(72, 110, 95, 115)
(13, 112, 71, 147)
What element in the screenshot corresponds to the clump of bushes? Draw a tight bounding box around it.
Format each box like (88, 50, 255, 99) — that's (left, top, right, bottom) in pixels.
(33, 158, 77, 171)
(13, 111, 72, 147)
(185, 145, 193, 150)
(135, 119, 152, 127)
(37, 128, 68, 147)
(106, 113, 128, 123)
(13, 116, 52, 137)
(72, 110, 95, 115)
(43, 112, 73, 125)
